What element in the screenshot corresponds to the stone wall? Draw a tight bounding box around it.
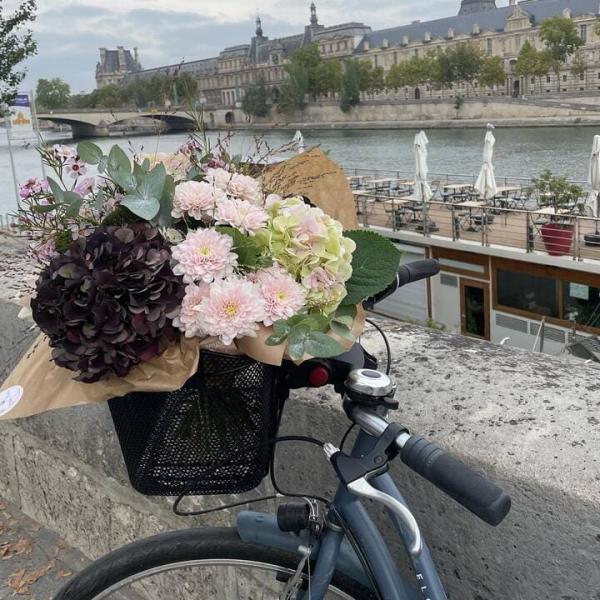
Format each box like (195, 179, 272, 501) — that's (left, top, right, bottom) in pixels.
(1, 299, 599, 599)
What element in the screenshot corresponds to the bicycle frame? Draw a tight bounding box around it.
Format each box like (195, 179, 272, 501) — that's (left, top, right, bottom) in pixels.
(237, 428, 448, 600)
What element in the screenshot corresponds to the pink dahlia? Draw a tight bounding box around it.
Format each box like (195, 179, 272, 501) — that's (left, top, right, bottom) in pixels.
(259, 272, 306, 326)
(171, 229, 238, 284)
(228, 173, 262, 204)
(172, 181, 224, 220)
(196, 278, 266, 345)
(204, 168, 232, 192)
(215, 197, 267, 235)
(173, 283, 210, 338)
(247, 264, 289, 285)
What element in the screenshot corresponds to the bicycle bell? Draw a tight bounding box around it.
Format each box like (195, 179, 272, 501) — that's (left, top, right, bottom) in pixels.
(344, 369, 398, 409)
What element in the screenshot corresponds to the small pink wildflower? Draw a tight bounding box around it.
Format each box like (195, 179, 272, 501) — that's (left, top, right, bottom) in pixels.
(215, 197, 267, 235)
(74, 176, 95, 197)
(66, 157, 86, 179)
(19, 178, 49, 199)
(259, 272, 306, 326)
(172, 180, 223, 220)
(53, 145, 76, 161)
(195, 278, 265, 345)
(29, 238, 56, 264)
(173, 283, 210, 338)
(171, 229, 238, 284)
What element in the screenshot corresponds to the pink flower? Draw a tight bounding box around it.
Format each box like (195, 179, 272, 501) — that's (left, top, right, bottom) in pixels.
(195, 278, 265, 345)
(74, 176, 95, 197)
(171, 229, 238, 284)
(228, 173, 262, 204)
(53, 145, 76, 161)
(301, 267, 336, 291)
(19, 178, 49, 199)
(173, 283, 210, 338)
(215, 197, 267, 235)
(29, 238, 56, 264)
(204, 168, 232, 192)
(259, 272, 306, 326)
(66, 157, 86, 179)
(203, 154, 227, 170)
(172, 181, 223, 220)
(247, 264, 288, 285)
(179, 139, 203, 156)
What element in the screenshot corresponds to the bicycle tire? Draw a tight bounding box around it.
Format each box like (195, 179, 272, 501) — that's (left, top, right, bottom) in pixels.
(54, 527, 377, 600)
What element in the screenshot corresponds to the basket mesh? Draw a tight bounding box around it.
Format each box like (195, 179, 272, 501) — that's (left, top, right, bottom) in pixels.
(108, 350, 283, 496)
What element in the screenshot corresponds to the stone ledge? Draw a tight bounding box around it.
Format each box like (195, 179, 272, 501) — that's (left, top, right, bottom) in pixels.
(1, 300, 599, 599)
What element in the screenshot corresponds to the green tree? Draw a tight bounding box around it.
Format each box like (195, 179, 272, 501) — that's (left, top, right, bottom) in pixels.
(385, 62, 407, 90)
(289, 43, 321, 98)
(570, 48, 586, 81)
(479, 56, 506, 90)
(540, 16, 583, 90)
(448, 43, 484, 94)
(340, 60, 361, 112)
(314, 59, 342, 97)
(35, 77, 70, 109)
(92, 84, 123, 109)
(280, 61, 309, 113)
(241, 78, 269, 118)
(533, 50, 553, 93)
(0, 0, 37, 109)
(515, 40, 538, 87)
(435, 48, 457, 92)
(174, 73, 198, 105)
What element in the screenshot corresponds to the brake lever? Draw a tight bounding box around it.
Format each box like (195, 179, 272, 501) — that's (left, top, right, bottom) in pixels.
(346, 477, 422, 557)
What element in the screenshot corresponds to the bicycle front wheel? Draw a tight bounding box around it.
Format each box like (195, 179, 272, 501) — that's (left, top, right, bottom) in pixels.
(54, 527, 375, 600)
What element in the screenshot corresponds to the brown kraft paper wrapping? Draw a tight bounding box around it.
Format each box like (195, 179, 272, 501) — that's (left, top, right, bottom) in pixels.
(0, 149, 363, 419)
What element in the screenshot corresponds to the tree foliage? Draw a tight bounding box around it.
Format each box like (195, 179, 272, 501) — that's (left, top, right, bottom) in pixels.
(35, 77, 70, 109)
(280, 60, 309, 113)
(314, 59, 343, 96)
(241, 78, 269, 118)
(0, 0, 37, 108)
(570, 49, 586, 79)
(448, 43, 484, 92)
(540, 16, 583, 88)
(479, 56, 506, 89)
(340, 60, 361, 112)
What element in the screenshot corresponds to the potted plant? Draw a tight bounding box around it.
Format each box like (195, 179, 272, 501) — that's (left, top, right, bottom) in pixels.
(532, 170, 583, 256)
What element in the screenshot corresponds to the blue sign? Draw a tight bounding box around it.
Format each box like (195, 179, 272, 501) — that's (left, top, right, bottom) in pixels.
(14, 94, 30, 108)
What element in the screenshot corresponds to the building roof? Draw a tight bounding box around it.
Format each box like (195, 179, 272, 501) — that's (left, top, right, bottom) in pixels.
(255, 34, 305, 63)
(459, 0, 497, 16)
(98, 48, 140, 74)
(356, 0, 599, 50)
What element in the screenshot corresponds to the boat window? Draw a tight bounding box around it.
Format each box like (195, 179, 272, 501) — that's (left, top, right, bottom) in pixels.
(496, 269, 558, 318)
(562, 282, 600, 328)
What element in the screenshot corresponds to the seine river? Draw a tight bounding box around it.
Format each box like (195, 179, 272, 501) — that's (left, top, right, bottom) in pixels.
(0, 126, 597, 215)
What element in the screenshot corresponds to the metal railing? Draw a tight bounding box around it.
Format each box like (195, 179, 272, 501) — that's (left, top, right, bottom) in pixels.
(354, 195, 600, 263)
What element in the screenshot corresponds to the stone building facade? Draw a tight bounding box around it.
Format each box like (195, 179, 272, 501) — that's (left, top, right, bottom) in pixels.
(125, 0, 600, 109)
(96, 47, 142, 88)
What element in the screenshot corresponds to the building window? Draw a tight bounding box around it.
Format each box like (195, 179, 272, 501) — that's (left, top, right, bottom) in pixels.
(515, 35, 521, 51)
(581, 73, 585, 81)
(547, 75, 551, 83)
(337, 42, 341, 51)
(563, 282, 600, 328)
(496, 269, 559, 318)
(344, 41, 349, 49)
(531, 77, 535, 84)
(581, 24, 588, 43)
(563, 74, 568, 81)
(487, 39, 493, 55)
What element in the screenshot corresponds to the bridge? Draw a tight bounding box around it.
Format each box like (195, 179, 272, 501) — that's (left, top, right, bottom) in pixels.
(35, 109, 223, 137)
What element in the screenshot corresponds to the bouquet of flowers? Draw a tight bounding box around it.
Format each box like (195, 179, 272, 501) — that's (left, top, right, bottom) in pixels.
(16, 135, 401, 384)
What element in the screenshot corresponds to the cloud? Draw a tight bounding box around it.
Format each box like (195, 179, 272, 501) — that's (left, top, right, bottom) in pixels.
(16, 0, 461, 93)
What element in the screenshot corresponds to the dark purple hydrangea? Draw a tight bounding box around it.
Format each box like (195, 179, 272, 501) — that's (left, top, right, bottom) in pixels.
(32, 224, 185, 383)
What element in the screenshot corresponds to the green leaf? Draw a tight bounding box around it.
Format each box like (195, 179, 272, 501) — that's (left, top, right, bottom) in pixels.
(121, 164, 166, 221)
(32, 203, 59, 214)
(77, 141, 104, 165)
(265, 333, 288, 346)
(63, 192, 83, 218)
(330, 320, 355, 341)
(97, 155, 109, 174)
(111, 168, 137, 192)
(107, 145, 131, 174)
(46, 177, 64, 203)
(342, 230, 402, 306)
(304, 331, 343, 358)
(157, 175, 175, 228)
(273, 319, 291, 336)
(287, 324, 311, 361)
(216, 226, 265, 269)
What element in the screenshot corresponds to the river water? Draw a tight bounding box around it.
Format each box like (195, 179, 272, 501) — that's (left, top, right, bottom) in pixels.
(1, 126, 598, 215)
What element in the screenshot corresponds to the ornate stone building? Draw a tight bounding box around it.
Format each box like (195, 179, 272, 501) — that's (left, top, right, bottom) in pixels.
(125, 0, 600, 109)
(96, 47, 142, 88)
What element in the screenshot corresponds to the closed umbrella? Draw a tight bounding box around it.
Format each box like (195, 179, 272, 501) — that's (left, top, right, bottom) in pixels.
(586, 135, 600, 218)
(293, 130, 305, 154)
(414, 130, 432, 203)
(474, 124, 498, 201)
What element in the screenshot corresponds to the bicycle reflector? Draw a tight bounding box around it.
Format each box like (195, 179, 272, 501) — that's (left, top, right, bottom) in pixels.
(309, 365, 330, 387)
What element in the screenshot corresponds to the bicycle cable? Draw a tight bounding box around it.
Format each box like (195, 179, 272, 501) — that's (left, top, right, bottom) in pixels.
(365, 318, 392, 375)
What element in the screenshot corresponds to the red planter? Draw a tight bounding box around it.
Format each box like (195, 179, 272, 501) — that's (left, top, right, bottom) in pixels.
(540, 222, 574, 256)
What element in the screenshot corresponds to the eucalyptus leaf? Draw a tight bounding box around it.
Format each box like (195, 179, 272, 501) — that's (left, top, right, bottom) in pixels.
(111, 168, 137, 192)
(273, 320, 291, 336)
(265, 333, 288, 346)
(46, 177, 64, 203)
(63, 192, 83, 218)
(107, 145, 132, 175)
(77, 141, 104, 165)
(304, 331, 343, 358)
(342, 230, 402, 306)
(121, 164, 166, 221)
(287, 324, 311, 361)
(332, 314, 354, 328)
(97, 155, 109, 174)
(32, 203, 59, 214)
(157, 175, 175, 228)
(216, 226, 265, 269)
(330, 320, 355, 341)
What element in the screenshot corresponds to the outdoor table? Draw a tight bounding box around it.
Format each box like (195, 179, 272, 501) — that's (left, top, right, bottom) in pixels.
(535, 206, 573, 216)
(380, 198, 412, 228)
(455, 200, 487, 232)
(353, 190, 378, 215)
(442, 182, 473, 202)
(347, 175, 366, 190)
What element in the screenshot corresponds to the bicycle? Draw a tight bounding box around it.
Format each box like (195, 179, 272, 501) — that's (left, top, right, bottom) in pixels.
(55, 259, 511, 600)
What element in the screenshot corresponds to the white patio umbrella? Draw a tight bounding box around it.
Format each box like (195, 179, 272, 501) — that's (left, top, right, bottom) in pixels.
(474, 124, 498, 200)
(586, 135, 600, 220)
(293, 130, 305, 154)
(414, 130, 432, 204)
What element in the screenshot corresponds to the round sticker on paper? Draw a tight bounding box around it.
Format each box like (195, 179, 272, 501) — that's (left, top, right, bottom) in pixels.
(0, 386, 23, 417)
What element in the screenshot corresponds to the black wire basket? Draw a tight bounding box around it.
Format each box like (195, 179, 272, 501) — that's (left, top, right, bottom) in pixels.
(108, 350, 284, 496)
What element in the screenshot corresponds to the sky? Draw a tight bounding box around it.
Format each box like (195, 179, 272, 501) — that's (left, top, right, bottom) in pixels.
(8, 0, 494, 94)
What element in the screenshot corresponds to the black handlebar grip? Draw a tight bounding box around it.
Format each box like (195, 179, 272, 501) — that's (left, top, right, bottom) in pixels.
(396, 259, 441, 287)
(401, 436, 511, 527)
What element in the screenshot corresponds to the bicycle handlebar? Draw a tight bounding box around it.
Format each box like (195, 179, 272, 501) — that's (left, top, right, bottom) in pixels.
(363, 259, 440, 309)
(349, 406, 511, 527)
